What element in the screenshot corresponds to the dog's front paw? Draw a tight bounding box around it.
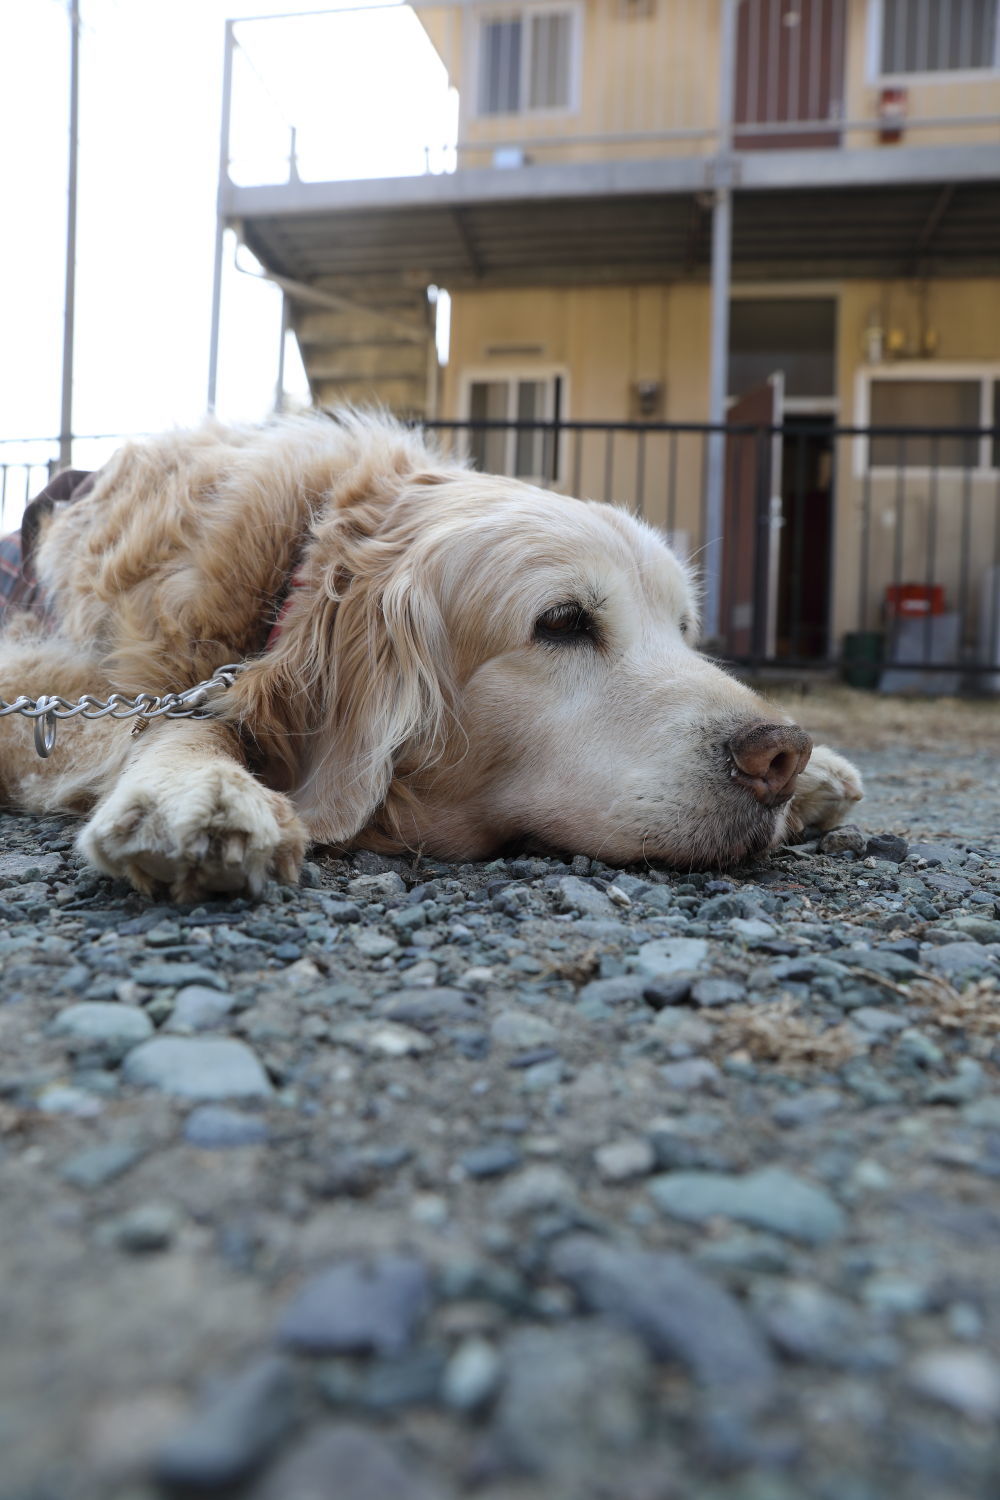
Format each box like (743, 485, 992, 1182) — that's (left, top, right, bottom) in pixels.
(79, 760, 307, 901)
(789, 744, 864, 834)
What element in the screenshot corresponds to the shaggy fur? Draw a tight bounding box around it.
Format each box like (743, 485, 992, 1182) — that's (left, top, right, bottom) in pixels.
(0, 411, 862, 900)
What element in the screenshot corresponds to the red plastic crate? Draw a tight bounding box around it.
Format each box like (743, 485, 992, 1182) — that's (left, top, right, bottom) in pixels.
(885, 584, 946, 618)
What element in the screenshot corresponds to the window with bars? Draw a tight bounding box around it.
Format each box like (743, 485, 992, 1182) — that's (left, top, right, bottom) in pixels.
(879, 0, 1000, 74)
(478, 8, 575, 115)
(466, 375, 564, 481)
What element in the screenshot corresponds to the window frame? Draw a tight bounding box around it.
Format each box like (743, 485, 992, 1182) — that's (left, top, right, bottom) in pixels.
(474, 4, 582, 119)
(866, 0, 1000, 84)
(460, 365, 570, 484)
(854, 363, 1000, 476)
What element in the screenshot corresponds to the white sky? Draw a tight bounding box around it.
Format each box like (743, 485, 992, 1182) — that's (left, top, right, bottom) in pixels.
(0, 0, 453, 522)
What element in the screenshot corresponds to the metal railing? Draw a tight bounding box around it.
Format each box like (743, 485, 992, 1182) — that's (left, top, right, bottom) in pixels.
(220, 0, 1000, 187)
(424, 415, 1000, 691)
(6, 416, 1000, 692)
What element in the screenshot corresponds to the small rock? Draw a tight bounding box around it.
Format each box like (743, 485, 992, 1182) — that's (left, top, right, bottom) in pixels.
(375, 988, 479, 1030)
(183, 1105, 270, 1148)
(459, 1143, 522, 1179)
(659, 1059, 722, 1093)
(490, 1010, 558, 1049)
(690, 977, 745, 1008)
(248, 1422, 441, 1500)
(866, 833, 908, 863)
(350, 930, 399, 959)
(111, 1203, 180, 1253)
(131, 963, 229, 991)
(553, 876, 615, 919)
(635, 937, 709, 979)
(771, 1088, 844, 1128)
(277, 1256, 430, 1355)
(852, 1007, 908, 1037)
(594, 1139, 656, 1183)
(123, 1037, 273, 1100)
(819, 825, 867, 855)
(0, 852, 63, 883)
(348, 872, 407, 900)
(60, 1141, 143, 1190)
(442, 1337, 501, 1412)
(650, 1167, 846, 1243)
(165, 986, 237, 1032)
(907, 1347, 1000, 1421)
(491, 1165, 578, 1220)
(49, 1002, 153, 1059)
(923, 942, 994, 980)
(494, 1322, 650, 1476)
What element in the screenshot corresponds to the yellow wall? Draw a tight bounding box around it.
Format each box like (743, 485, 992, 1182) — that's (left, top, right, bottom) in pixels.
(443, 275, 1000, 647)
(418, 0, 1000, 165)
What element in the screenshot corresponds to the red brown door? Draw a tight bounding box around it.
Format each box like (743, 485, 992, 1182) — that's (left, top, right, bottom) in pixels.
(734, 0, 846, 150)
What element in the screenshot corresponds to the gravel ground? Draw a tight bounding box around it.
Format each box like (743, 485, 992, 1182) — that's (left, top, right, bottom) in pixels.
(2, 692, 1000, 1500)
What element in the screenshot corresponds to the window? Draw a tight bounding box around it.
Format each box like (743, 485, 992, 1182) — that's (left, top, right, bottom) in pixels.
(879, 0, 999, 75)
(729, 298, 837, 400)
(479, 8, 575, 115)
(860, 370, 1000, 471)
(466, 374, 564, 481)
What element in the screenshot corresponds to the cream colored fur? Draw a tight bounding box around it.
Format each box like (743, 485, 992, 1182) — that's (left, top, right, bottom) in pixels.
(0, 411, 862, 900)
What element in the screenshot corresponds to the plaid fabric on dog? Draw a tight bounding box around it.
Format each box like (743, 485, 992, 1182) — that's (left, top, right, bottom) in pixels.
(0, 530, 40, 619)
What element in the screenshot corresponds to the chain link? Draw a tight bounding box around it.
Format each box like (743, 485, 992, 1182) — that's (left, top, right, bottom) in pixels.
(0, 663, 246, 759)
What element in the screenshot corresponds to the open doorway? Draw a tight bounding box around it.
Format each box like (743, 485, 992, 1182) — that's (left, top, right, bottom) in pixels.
(776, 416, 834, 660)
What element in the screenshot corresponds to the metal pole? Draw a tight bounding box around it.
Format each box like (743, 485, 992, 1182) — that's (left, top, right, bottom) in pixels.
(703, 0, 740, 646)
(59, 0, 81, 470)
(274, 292, 288, 414)
(208, 19, 235, 414)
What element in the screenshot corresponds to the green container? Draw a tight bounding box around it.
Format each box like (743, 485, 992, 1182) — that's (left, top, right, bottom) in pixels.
(842, 631, 884, 690)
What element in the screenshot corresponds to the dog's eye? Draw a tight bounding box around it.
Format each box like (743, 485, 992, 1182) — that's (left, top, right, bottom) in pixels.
(679, 616, 692, 639)
(535, 603, 597, 645)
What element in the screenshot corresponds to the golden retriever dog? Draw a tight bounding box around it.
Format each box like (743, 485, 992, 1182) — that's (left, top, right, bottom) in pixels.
(0, 412, 862, 901)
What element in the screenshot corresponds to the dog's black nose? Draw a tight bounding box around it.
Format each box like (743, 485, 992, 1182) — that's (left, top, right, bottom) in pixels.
(727, 722, 812, 807)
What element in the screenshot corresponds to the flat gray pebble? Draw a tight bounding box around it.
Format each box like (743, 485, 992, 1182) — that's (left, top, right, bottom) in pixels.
(183, 1105, 271, 1148)
(123, 1037, 273, 1100)
(649, 1166, 846, 1243)
(156, 1356, 299, 1490)
(277, 1256, 430, 1355)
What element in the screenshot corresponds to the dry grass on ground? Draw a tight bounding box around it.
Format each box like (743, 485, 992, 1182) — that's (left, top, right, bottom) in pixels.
(763, 682, 999, 753)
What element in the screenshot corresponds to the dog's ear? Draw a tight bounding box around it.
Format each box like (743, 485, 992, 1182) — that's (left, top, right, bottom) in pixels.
(218, 510, 452, 848)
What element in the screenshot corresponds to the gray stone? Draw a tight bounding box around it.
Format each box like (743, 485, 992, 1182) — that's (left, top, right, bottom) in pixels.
(350, 929, 399, 959)
(551, 1235, 775, 1409)
(755, 1281, 897, 1371)
(165, 985, 237, 1032)
(348, 871, 407, 900)
(441, 1337, 501, 1412)
(111, 1202, 180, 1253)
(659, 1059, 722, 1093)
(131, 963, 230, 990)
(924, 1057, 984, 1105)
(923, 942, 995, 979)
(490, 1009, 558, 1049)
(183, 1105, 270, 1148)
(495, 1322, 650, 1476)
(594, 1138, 657, 1183)
(49, 1001, 153, 1058)
(819, 824, 867, 856)
(374, 987, 480, 1030)
(922, 870, 973, 898)
(0, 852, 63, 884)
(852, 1007, 908, 1036)
(943, 914, 1000, 944)
(248, 1422, 441, 1500)
(649, 1166, 846, 1243)
(907, 1348, 1000, 1422)
(491, 1165, 578, 1220)
(123, 1037, 273, 1100)
(60, 1141, 143, 1190)
(866, 833, 908, 862)
(576, 975, 648, 1009)
(908, 842, 967, 868)
(690, 977, 745, 1008)
(963, 1095, 1000, 1129)
(838, 948, 919, 979)
(277, 1255, 430, 1355)
(459, 1143, 522, 1179)
(771, 1088, 844, 1128)
(553, 875, 615, 918)
(635, 937, 709, 979)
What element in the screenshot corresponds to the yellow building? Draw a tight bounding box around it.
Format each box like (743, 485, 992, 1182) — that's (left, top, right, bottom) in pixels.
(214, 0, 1000, 673)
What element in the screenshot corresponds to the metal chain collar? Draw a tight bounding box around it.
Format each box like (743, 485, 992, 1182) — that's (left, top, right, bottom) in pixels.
(0, 663, 246, 759)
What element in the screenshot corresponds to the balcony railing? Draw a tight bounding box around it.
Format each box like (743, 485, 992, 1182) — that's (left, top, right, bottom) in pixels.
(221, 1, 1000, 188)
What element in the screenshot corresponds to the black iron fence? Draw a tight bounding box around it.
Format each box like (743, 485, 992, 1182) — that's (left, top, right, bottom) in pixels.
(425, 417, 1000, 693)
(4, 418, 1000, 692)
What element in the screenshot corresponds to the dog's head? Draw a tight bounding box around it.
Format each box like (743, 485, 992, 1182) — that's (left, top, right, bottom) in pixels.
(222, 427, 814, 869)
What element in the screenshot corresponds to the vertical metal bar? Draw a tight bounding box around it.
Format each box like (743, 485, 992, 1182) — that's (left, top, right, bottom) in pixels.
(751, 426, 771, 663)
(635, 429, 646, 520)
(571, 428, 583, 497)
(208, 19, 236, 414)
(274, 293, 288, 414)
(0, 465, 8, 533)
(791, 427, 807, 658)
(603, 430, 615, 503)
(991, 466, 1000, 669)
(823, 428, 838, 660)
(924, 434, 938, 664)
(858, 444, 871, 631)
(667, 428, 679, 541)
(59, 0, 81, 471)
(704, 0, 739, 645)
(959, 450, 973, 652)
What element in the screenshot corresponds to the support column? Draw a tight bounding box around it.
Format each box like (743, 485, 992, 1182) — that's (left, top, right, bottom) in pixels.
(208, 20, 235, 414)
(59, 0, 81, 470)
(702, 0, 740, 647)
